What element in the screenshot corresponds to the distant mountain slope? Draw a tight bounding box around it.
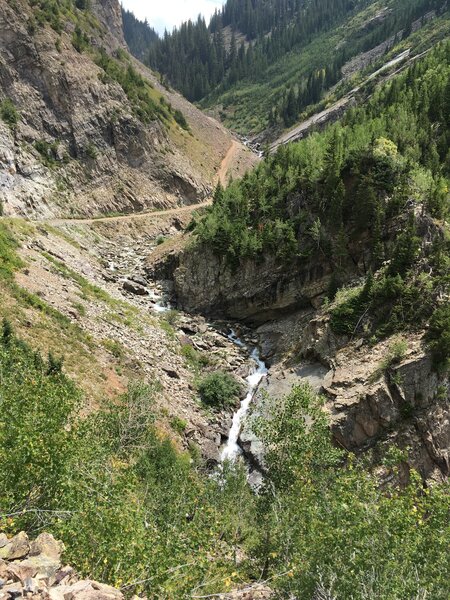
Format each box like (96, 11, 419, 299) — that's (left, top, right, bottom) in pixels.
(123, 0, 449, 137)
(121, 6, 158, 61)
(0, 0, 255, 219)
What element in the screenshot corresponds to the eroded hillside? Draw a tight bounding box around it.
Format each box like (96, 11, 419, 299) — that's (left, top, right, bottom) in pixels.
(0, 0, 256, 218)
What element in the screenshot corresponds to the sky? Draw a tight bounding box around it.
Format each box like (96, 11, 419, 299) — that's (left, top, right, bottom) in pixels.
(121, 0, 224, 35)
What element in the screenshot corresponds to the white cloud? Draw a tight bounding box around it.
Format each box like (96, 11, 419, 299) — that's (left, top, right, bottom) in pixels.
(121, 0, 223, 35)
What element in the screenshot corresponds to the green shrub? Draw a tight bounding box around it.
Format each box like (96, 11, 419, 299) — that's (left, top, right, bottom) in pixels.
(162, 309, 179, 325)
(329, 284, 368, 336)
(170, 415, 187, 435)
(0, 325, 79, 517)
(160, 318, 175, 339)
(198, 371, 241, 409)
(102, 338, 125, 359)
(34, 139, 60, 167)
(0, 98, 19, 127)
(173, 109, 189, 131)
(381, 337, 408, 370)
(75, 0, 89, 10)
(72, 25, 89, 53)
(181, 343, 210, 371)
(251, 384, 450, 599)
(85, 142, 98, 159)
(427, 305, 450, 370)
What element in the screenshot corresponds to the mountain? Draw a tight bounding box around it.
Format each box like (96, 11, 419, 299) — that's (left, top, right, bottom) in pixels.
(121, 6, 158, 61)
(0, 0, 255, 218)
(124, 0, 449, 137)
(0, 1, 449, 599)
(148, 38, 450, 479)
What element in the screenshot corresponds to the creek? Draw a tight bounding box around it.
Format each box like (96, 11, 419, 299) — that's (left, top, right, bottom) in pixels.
(221, 330, 268, 463)
(134, 279, 268, 466)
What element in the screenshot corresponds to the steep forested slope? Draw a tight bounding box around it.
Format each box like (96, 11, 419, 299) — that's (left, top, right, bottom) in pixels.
(172, 40, 450, 355)
(121, 7, 158, 60)
(124, 0, 449, 135)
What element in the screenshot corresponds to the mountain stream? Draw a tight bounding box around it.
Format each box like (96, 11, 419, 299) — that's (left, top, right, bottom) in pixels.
(221, 330, 268, 463)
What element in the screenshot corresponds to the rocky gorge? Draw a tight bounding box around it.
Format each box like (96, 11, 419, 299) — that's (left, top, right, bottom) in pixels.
(0, 1, 449, 598)
(0, 0, 255, 219)
(144, 210, 450, 482)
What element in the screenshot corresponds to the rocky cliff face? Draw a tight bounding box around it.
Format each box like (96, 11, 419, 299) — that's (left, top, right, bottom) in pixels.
(0, 0, 255, 218)
(234, 305, 450, 482)
(91, 0, 126, 49)
(325, 332, 449, 481)
(147, 243, 354, 323)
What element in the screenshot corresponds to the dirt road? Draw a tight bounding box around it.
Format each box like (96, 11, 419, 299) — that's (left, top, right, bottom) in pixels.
(217, 140, 241, 186)
(48, 139, 244, 225)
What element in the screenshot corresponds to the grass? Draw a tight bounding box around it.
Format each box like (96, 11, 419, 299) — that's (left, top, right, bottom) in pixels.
(0, 221, 127, 404)
(181, 343, 212, 373)
(170, 415, 187, 435)
(102, 338, 126, 359)
(160, 318, 176, 340)
(40, 252, 151, 331)
(369, 336, 409, 383)
(0, 98, 19, 127)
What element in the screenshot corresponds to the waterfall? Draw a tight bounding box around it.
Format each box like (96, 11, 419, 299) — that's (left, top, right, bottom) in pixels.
(221, 330, 268, 462)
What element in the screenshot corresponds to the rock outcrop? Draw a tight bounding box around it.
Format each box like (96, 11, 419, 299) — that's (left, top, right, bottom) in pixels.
(146, 243, 341, 323)
(0, 532, 129, 600)
(0, 0, 255, 219)
(327, 336, 450, 481)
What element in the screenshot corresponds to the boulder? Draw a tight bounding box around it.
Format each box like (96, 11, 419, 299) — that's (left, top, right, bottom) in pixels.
(129, 275, 148, 287)
(55, 580, 123, 600)
(122, 280, 148, 296)
(0, 532, 29, 561)
(29, 533, 64, 561)
(19, 554, 61, 579)
(2, 582, 22, 598)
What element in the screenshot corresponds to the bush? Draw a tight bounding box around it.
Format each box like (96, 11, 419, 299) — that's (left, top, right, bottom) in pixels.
(170, 415, 187, 435)
(329, 284, 368, 336)
(72, 25, 89, 53)
(198, 371, 241, 409)
(181, 344, 211, 371)
(0, 326, 79, 518)
(173, 109, 189, 131)
(0, 98, 19, 127)
(34, 139, 59, 167)
(427, 305, 450, 370)
(381, 337, 408, 370)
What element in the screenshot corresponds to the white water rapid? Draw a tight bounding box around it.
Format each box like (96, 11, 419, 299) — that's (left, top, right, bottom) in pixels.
(221, 330, 268, 462)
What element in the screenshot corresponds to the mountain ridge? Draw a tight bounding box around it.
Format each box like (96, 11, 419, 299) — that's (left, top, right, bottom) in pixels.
(0, 0, 256, 219)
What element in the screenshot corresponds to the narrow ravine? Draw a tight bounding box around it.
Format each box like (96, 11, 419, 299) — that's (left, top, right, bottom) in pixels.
(221, 330, 268, 462)
(113, 238, 267, 466)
